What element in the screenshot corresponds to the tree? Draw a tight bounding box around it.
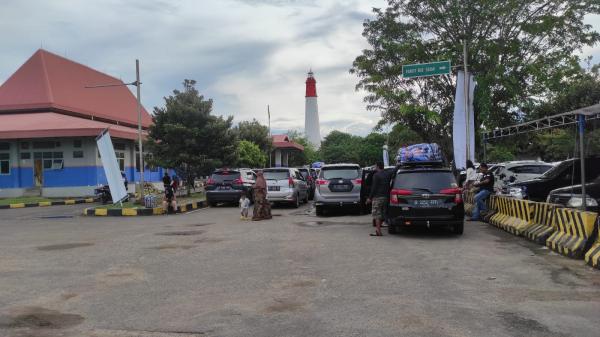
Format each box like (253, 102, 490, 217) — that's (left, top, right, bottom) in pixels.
(358, 133, 387, 166)
(320, 131, 363, 165)
(351, 0, 600, 160)
(234, 119, 271, 153)
(146, 80, 238, 195)
(287, 136, 320, 167)
(237, 140, 267, 168)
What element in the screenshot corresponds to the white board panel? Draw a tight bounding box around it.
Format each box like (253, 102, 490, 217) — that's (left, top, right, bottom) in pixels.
(96, 130, 128, 203)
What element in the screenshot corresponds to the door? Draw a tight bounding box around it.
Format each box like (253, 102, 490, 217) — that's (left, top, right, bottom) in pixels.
(34, 159, 43, 187)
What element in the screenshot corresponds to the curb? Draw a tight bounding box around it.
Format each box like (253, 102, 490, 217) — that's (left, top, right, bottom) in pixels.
(83, 200, 206, 216)
(0, 198, 98, 210)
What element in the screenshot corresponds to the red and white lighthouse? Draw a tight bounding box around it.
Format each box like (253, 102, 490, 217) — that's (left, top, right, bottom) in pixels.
(304, 70, 321, 148)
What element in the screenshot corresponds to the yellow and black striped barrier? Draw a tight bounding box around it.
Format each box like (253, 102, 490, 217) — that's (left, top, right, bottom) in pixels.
(584, 218, 600, 269)
(490, 196, 510, 228)
(483, 195, 497, 222)
(0, 198, 98, 210)
(464, 190, 475, 216)
(523, 203, 557, 245)
(84, 200, 205, 216)
(547, 207, 598, 259)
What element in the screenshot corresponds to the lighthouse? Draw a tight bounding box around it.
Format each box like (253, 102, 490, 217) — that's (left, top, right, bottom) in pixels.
(304, 70, 321, 148)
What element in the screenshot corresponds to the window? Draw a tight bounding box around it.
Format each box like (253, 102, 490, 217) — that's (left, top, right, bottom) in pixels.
(42, 152, 63, 170)
(508, 165, 552, 174)
(73, 140, 82, 148)
(114, 143, 126, 151)
(0, 153, 9, 175)
(20, 142, 29, 150)
(116, 152, 125, 171)
(20, 152, 31, 160)
(322, 167, 360, 180)
(73, 150, 84, 158)
(33, 141, 56, 149)
(0, 142, 9, 151)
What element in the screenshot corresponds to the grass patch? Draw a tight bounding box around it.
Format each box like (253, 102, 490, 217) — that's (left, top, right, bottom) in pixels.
(0, 196, 54, 206)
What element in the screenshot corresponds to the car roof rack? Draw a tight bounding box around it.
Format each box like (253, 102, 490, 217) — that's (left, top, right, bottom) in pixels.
(398, 161, 447, 169)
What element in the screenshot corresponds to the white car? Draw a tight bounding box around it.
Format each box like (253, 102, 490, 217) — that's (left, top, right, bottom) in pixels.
(263, 168, 309, 207)
(493, 161, 553, 192)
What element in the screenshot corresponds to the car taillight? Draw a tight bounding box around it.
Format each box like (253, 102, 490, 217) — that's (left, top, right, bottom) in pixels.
(233, 178, 243, 185)
(354, 179, 362, 185)
(206, 178, 215, 185)
(390, 188, 412, 204)
(288, 176, 294, 188)
(440, 187, 462, 203)
(316, 179, 329, 185)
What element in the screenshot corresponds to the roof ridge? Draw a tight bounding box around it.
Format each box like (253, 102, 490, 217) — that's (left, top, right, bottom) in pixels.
(39, 48, 124, 84)
(39, 50, 55, 103)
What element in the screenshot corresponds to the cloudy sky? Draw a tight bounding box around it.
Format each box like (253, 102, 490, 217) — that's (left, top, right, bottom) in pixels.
(1, 1, 599, 137)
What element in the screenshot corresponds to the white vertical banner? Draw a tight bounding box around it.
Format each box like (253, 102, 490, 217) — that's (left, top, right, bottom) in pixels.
(452, 71, 476, 170)
(96, 130, 128, 203)
(382, 145, 390, 167)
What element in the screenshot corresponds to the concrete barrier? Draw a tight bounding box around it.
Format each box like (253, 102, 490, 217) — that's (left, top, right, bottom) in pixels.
(523, 202, 557, 245)
(464, 190, 475, 216)
(547, 208, 598, 259)
(490, 196, 510, 228)
(502, 198, 533, 236)
(584, 218, 600, 269)
(483, 195, 498, 223)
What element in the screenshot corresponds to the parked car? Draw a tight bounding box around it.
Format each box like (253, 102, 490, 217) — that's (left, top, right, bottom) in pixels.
(205, 168, 256, 206)
(547, 174, 600, 212)
(298, 168, 315, 200)
(493, 161, 553, 191)
(386, 163, 464, 235)
(314, 163, 362, 216)
(508, 157, 600, 202)
(263, 168, 309, 207)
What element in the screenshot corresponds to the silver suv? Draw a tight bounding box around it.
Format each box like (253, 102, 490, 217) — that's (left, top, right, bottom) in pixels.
(263, 168, 309, 207)
(314, 164, 362, 216)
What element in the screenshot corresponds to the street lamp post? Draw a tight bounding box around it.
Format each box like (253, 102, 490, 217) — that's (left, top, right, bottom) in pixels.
(85, 59, 145, 202)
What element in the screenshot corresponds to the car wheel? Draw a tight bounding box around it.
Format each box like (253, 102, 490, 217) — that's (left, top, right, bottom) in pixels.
(388, 225, 397, 235)
(316, 205, 324, 216)
(453, 222, 464, 235)
(293, 194, 300, 208)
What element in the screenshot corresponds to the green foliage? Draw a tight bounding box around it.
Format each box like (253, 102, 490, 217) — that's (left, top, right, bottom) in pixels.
(234, 119, 271, 153)
(145, 80, 238, 194)
(351, 0, 600, 161)
(287, 132, 321, 167)
(237, 140, 267, 168)
(358, 133, 387, 167)
(320, 131, 363, 165)
(486, 144, 516, 163)
(387, 124, 423, 156)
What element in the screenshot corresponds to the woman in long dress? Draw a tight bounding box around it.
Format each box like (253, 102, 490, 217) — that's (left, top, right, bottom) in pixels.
(252, 171, 272, 220)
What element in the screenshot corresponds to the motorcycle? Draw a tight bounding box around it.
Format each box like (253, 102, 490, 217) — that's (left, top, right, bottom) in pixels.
(95, 185, 112, 204)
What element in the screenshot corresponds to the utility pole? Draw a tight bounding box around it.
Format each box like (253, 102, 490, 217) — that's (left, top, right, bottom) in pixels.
(463, 39, 471, 165)
(578, 114, 586, 211)
(268, 105, 272, 168)
(135, 60, 145, 203)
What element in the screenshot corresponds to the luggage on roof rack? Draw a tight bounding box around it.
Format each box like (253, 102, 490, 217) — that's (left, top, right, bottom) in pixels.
(396, 143, 445, 165)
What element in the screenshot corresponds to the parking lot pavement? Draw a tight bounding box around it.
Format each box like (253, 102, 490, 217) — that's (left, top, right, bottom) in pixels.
(1, 203, 600, 337)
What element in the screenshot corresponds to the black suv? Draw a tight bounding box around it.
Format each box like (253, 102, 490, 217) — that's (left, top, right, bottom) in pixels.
(205, 169, 255, 206)
(508, 157, 600, 202)
(386, 164, 464, 235)
(298, 168, 315, 200)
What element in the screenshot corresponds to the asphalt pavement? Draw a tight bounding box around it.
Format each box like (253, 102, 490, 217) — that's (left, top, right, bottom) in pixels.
(0, 202, 599, 337)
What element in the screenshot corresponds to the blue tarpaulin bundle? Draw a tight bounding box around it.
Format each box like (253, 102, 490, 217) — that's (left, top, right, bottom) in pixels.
(397, 143, 444, 164)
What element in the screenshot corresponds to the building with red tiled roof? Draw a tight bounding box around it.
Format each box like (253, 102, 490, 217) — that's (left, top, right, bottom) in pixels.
(0, 49, 162, 197)
(271, 134, 304, 167)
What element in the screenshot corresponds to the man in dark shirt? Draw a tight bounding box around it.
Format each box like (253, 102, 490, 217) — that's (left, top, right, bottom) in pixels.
(470, 163, 495, 221)
(367, 162, 391, 236)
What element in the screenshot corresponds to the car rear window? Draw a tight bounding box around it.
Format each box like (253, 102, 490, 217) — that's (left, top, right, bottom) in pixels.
(394, 170, 457, 193)
(211, 171, 241, 182)
(322, 167, 360, 180)
(264, 169, 290, 180)
(508, 165, 552, 174)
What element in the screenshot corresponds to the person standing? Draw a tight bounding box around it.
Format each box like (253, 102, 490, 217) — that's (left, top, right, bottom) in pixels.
(366, 162, 391, 236)
(162, 172, 171, 188)
(469, 163, 494, 221)
(239, 194, 250, 220)
(464, 160, 477, 189)
(252, 171, 272, 221)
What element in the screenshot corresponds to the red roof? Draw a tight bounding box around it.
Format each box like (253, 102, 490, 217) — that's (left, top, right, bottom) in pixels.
(0, 49, 152, 128)
(0, 112, 142, 140)
(272, 134, 304, 151)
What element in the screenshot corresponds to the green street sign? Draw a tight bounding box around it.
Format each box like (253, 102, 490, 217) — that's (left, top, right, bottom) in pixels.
(402, 61, 451, 78)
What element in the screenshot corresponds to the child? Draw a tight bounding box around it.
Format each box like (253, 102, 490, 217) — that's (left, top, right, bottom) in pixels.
(239, 194, 250, 219)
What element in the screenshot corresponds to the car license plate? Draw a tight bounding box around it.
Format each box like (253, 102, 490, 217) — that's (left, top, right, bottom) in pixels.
(412, 199, 441, 207)
(331, 185, 351, 192)
(218, 186, 231, 190)
(268, 186, 280, 191)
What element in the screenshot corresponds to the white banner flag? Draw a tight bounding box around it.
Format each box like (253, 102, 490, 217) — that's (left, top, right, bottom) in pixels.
(96, 130, 128, 203)
(452, 71, 476, 170)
